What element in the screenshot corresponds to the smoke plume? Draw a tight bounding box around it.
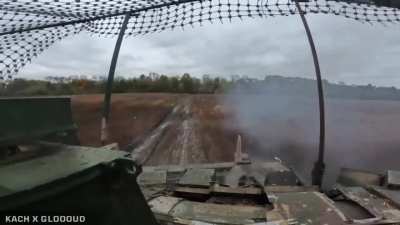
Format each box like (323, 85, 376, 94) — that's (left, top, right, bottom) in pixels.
(223, 79, 400, 188)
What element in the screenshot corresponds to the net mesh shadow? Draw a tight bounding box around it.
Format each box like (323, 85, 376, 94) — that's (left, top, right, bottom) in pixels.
(0, 0, 399, 81)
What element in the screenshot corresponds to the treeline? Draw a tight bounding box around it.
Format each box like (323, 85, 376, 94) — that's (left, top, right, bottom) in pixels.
(0, 73, 231, 96)
(2, 73, 400, 101)
(233, 75, 400, 101)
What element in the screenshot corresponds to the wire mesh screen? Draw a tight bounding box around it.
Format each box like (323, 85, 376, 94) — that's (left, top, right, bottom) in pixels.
(0, 0, 399, 81)
(0, 25, 82, 80)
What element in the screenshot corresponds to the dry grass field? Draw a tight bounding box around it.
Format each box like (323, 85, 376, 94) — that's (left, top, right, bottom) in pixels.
(71, 94, 178, 148)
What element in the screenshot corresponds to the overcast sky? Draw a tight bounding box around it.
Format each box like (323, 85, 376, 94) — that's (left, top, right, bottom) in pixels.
(18, 14, 400, 87)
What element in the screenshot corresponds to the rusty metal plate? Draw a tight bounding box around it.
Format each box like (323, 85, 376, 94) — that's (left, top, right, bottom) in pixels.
(266, 192, 346, 225)
(170, 200, 265, 224)
(178, 168, 215, 187)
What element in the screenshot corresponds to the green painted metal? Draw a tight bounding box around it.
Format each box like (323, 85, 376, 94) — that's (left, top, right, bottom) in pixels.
(0, 143, 158, 225)
(0, 143, 127, 198)
(170, 200, 266, 224)
(0, 97, 79, 146)
(178, 168, 215, 187)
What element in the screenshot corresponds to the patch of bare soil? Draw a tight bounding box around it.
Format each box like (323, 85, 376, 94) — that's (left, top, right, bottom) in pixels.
(71, 93, 178, 148)
(132, 95, 236, 165)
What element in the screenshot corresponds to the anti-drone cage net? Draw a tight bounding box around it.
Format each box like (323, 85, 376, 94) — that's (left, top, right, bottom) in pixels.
(0, 0, 399, 81)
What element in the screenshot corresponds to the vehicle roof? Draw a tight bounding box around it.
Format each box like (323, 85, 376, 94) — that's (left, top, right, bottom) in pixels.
(0, 142, 128, 198)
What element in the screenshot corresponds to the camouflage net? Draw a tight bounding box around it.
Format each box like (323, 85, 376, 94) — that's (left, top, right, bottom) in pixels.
(0, 0, 399, 81)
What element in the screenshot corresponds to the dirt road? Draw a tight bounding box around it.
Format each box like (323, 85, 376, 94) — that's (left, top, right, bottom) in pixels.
(132, 96, 209, 165)
(72, 94, 237, 166)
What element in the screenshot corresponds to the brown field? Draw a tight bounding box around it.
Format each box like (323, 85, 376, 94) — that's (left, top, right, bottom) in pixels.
(71, 94, 241, 164)
(71, 93, 179, 148)
(71, 93, 400, 187)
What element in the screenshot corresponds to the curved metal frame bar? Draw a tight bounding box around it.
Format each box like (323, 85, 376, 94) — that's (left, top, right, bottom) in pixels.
(101, 12, 132, 145)
(294, 0, 326, 188)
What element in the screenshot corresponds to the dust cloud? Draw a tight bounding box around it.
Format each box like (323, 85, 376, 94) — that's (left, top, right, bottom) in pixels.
(222, 82, 400, 189)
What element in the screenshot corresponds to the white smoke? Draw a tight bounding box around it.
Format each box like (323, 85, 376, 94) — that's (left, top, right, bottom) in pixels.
(223, 80, 400, 188)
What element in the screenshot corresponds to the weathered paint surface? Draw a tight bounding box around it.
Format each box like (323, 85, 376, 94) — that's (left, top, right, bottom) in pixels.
(211, 185, 262, 195)
(140, 162, 400, 225)
(0, 143, 127, 197)
(264, 185, 318, 193)
(372, 186, 400, 208)
(170, 200, 266, 224)
(266, 192, 346, 225)
(138, 170, 167, 185)
(175, 186, 211, 195)
(148, 196, 183, 215)
(179, 168, 215, 187)
(337, 168, 383, 187)
(339, 186, 400, 223)
(387, 170, 400, 189)
(223, 162, 292, 187)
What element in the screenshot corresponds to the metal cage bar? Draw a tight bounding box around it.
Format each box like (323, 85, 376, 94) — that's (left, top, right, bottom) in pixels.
(294, 0, 326, 188)
(101, 12, 132, 145)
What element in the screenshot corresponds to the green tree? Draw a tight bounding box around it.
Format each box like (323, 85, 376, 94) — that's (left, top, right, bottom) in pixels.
(155, 75, 170, 92)
(181, 73, 194, 93)
(169, 76, 180, 93)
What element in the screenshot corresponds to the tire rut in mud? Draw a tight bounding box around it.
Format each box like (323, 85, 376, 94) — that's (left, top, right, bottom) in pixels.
(131, 97, 208, 166)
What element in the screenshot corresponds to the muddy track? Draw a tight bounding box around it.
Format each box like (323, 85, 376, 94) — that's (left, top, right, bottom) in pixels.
(131, 96, 208, 166)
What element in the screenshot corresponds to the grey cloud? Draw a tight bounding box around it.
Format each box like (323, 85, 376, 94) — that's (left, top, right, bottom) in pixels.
(19, 14, 400, 87)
